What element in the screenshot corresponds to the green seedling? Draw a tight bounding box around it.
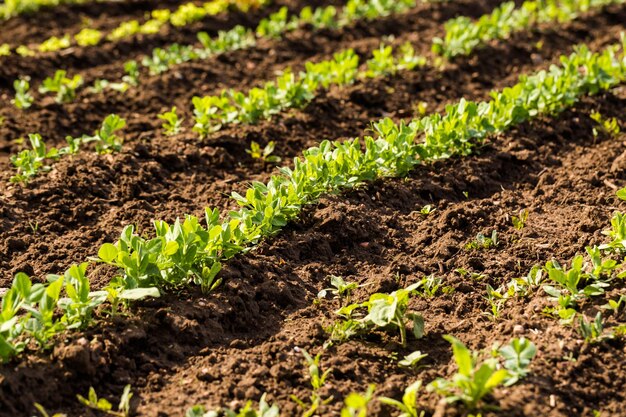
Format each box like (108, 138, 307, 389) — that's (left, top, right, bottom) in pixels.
(38, 35, 70, 53)
(158, 106, 183, 136)
(379, 380, 425, 417)
(10, 133, 59, 184)
(507, 265, 543, 297)
(256, 7, 298, 38)
(483, 284, 505, 321)
(340, 384, 375, 417)
(365, 42, 425, 78)
(122, 60, 140, 86)
(16, 45, 34, 57)
(197, 25, 255, 56)
(39, 70, 83, 103)
(419, 205, 435, 215)
(591, 111, 620, 138)
(90, 79, 129, 94)
(398, 351, 428, 368)
(511, 209, 528, 230)
(415, 275, 454, 297)
(578, 312, 614, 344)
(542, 256, 609, 323)
(498, 337, 536, 385)
(465, 231, 499, 250)
(290, 349, 333, 417)
(427, 335, 511, 410)
(432, 0, 622, 58)
(317, 275, 359, 302)
(186, 393, 279, 417)
(456, 268, 486, 281)
(142, 44, 198, 75)
(247, 141, 281, 163)
(77, 385, 132, 417)
(602, 295, 626, 314)
(75, 28, 103, 47)
(413, 101, 428, 116)
(193, 49, 359, 136)
(330, 283, 424, 346)
(299, 5, 338, 29)
(12, 79, 34, 109)
(82, 114, 127, 154)
(33, 403, 67, 417)
(107, 20, 140, 41)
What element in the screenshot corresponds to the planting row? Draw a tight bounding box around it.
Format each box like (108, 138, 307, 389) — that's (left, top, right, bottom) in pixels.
(434, 0, 626, 57)
(1, 38, 624, 364)
(9, 41, 424, 183)
(34, 333, 538, 415)
(0, 0, 268, 57)
(7, 0, 417, 104)
(0, 0, 95, 20)
(9, 0, 625, 109)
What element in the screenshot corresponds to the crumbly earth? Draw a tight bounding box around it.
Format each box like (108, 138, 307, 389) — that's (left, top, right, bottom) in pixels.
(0, 1, 625, 416)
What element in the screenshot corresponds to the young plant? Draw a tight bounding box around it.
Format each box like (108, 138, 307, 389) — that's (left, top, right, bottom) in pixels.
(427, 335, 510, 410)
(256, 7, 297, 38)
(39, 70, 84, 103)
(398, 350, 428, 368)
(602, 295, 626, 314)
(186, 394, 279, 417)
(507, 265, 543, 297)
(16, 45, 34, 57)
(33, 403, 67, 417)
(364, 42, 425, 78)
(38, 35, 70, 53)
(290, 349, 333, 417)
(83, 114, 127, 154)
(414, 275, 453, 297)
(511, 209, 528, 230)
(75, 28, 103, 47)
(591, 111, 620, 138)
(12, 78, 34, 109)
(317, 275, 359, 302)
(498, 337, 536, 385)
(483, 284, 506, 321)
(578, 312, 614, 344)
(142, 44, 197, 75)
(341, 384, 375, 417)
(542, 256, 608, 323)
(246, 141, 281, 163)
(90, 79, 129, 94)
(158, 107, 183, 136)
(77, 385, 133, 417)
(330, 283, 424, 346)
(465, 231, 499, 250)
(418, 204, 435, 215)
(379, 380, 425, 417)
(122, 60, 140, 86)
(299, 5, 339, 29)
(10, 134, 59, 184)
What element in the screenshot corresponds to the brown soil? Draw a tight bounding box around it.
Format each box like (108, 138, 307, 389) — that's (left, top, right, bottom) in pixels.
(1, 1, 626, 417)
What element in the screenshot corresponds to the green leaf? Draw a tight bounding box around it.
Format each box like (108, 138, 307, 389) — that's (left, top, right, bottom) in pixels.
(163, 241, 180, 256)
(444, 335, 473, 376)
(13, 272, 31, 297)
(98, 243, 119, 263)
(119, 287, 160, 300)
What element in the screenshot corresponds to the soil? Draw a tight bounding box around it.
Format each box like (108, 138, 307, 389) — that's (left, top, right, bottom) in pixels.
(1, 1, 626, 417)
